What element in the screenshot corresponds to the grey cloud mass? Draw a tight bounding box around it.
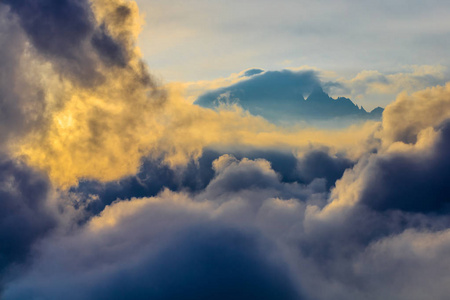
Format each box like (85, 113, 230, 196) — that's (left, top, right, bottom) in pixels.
(0, 6, 46, 148)
(4, 225, 301, 300)
(360, 121, 450, 213)
(2, 0, 126, 85)
(70, 148, 350, 216)
(4, 130, 450, 300)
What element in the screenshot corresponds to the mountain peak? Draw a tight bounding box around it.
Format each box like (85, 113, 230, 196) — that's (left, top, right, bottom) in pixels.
(306, 86, 331, 102)
(194, 70, 384, 124)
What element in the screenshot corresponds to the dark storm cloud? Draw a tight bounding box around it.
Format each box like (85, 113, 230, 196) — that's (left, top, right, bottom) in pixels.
(360, 121, 450, 213)
(3, 0, 127, 84)
(0, 157, 56, 282)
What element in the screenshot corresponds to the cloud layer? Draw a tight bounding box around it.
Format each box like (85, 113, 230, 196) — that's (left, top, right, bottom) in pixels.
(0, 1, 450, 300)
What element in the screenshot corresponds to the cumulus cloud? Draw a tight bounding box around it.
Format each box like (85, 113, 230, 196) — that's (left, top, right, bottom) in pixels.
(0, 0, 166, 187)
(381, 83, 450, 144)
(68, 148, 353, 216)
(3, 186, 304, 300)
(0, 0, 385, 189)
(0, 2, 377, 188)
(4, 137, 450, 299)
(359, 123, 450, 213)
(17, 81, 376, 187)
(1, 0, 450, 299)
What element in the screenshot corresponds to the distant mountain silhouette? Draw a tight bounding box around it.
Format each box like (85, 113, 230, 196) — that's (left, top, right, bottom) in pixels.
(301, 86, 383, 119)
(194, 70, 383, 124)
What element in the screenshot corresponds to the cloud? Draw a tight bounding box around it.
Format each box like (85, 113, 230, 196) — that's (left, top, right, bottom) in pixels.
(359, 121, 450, 213)
(241, 68, 265, 77)
(199, 155, 327, 204)
(2, 0, 141, 85)
(1, 1, 450, 299)
(196, 69, 321, 107)
(3, 188, 303, 300)
(381, 82, 450, 144)
(5, 140, 450, 299)
(0, 6, 46, 150)
(328, 65, 449, 109)
(1, 0, 167, 187)
(194, 69, 322, 121)
(0, 156, 56, 285)
(134, 0, 450, 83)
(1, 1, 379, 188)
(353, 229, 450, 300)
(296, 149, 354, 188)
(68, 148, 353, 216)
(15, 80, 377, 187)
(192, 69, 385, 126)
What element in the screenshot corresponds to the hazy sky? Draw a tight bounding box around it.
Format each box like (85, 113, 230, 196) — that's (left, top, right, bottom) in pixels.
(136, 0, 450, 82)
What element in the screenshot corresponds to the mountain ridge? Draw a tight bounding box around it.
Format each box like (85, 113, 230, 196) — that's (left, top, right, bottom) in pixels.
(195, 73, 383, 123)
